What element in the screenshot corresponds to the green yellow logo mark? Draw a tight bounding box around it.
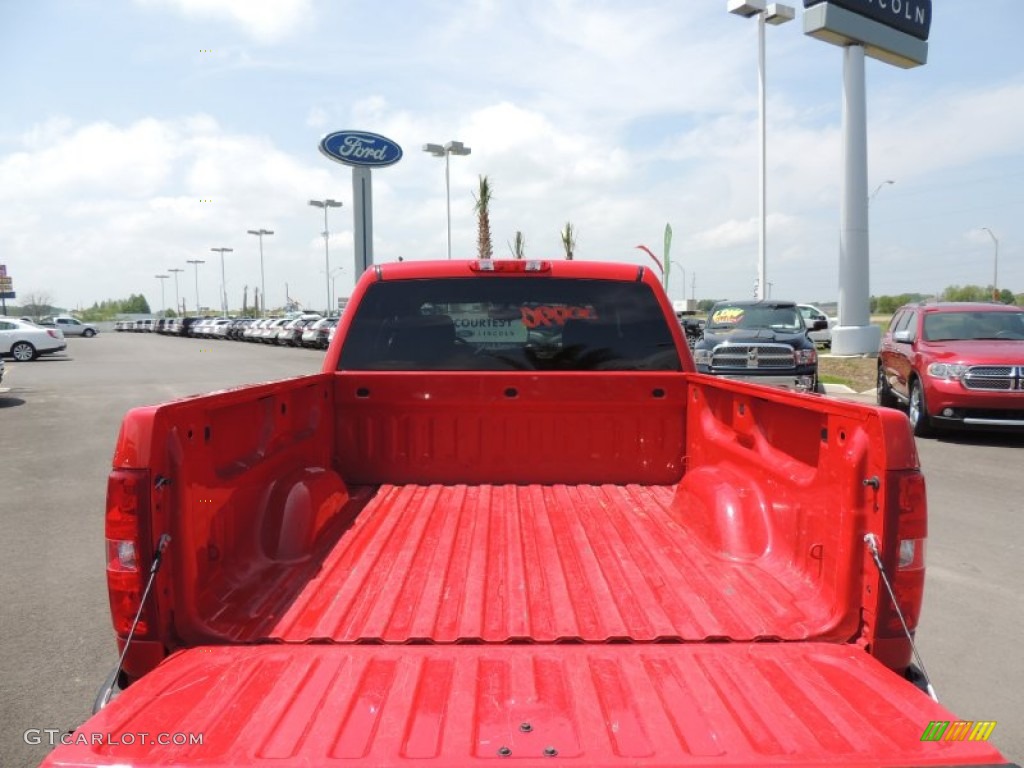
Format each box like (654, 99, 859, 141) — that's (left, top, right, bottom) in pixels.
(921, 721, 996, 742)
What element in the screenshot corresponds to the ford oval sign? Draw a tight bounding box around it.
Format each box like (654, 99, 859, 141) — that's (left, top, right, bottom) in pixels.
(319, 130, 403, 168)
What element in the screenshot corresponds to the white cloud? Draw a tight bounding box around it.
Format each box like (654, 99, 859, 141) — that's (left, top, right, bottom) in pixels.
(136, 0, 313, 42)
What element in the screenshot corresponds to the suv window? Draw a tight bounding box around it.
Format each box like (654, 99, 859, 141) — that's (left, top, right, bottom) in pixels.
(339, 278, 680, 372)
(893, 310, 917, 340)
(923, 310, 1024, 341)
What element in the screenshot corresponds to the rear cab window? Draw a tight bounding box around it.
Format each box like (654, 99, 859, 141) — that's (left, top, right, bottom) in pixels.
(338, 277, 681, 371)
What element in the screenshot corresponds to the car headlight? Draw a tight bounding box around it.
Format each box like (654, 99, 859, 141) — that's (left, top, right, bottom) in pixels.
(794, 348, 817, 365)
(927, 363, 968, 380)
(693, 348, 711, 366)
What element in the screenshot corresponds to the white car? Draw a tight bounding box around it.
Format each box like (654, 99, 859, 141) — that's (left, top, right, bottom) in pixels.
(0, 318, 67, 361)
(48, 316, 99, 337)
(798, 304, 835, 348)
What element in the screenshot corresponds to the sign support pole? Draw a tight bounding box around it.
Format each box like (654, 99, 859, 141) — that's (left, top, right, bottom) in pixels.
(832, 43, 879, 355)
(352, 167, 373, 280)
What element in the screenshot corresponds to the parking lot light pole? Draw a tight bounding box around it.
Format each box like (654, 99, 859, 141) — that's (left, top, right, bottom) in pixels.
(422, 140, 472, 259)
(167, 267, 184, 317)
(246, 229, 274, 317)
(154, 274, 169, 316)
(981, 227, 999, 301)
(210, 247, 233, 317)
(727, 0, 794, 300)
(309, 199, 343, 314)
(186, 259, 205, 317)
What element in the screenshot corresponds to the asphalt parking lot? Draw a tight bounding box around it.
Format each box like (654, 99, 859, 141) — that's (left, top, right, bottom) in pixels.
(1, 332, 1021, 766)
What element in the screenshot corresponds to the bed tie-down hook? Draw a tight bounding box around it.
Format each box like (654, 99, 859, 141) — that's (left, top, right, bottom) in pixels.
(864, 532, 937, 702)
(94, 534, 171, 713)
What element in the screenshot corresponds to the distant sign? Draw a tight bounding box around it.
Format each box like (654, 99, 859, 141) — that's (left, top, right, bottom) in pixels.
(319, 130, 403, 168)
(803, 0, 931, 41)
(0, 276, 13, 290)
(0, 292, 15, 300)
(0, 264, 7, 277)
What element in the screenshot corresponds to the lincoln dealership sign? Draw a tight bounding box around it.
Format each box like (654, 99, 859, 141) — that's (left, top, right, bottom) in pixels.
(803, 0, 930, 68)
(803, 0, 930, 40)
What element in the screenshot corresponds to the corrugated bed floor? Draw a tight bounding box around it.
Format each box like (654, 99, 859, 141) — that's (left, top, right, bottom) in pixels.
(270, 484, 829, 643)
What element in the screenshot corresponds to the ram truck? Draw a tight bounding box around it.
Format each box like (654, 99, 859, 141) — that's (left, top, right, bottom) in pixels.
(44, 260, 1013, 767)
(693, 299, 825, 394)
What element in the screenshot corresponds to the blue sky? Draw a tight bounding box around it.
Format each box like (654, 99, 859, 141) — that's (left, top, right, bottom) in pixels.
(1, 0, 1022, 313)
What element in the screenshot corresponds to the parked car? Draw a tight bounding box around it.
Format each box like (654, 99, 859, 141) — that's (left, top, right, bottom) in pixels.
(277, 315, 321, 346)
(878, 301, 1024, 435)
(302, 316, 338, 349)
(0, 317, 67, 361)
(797, 304, 835, 347)
(242, 318, 266, 341)
(692, 300, 825, 393)
(259, 318, 289, 343)
(41, 316, 99, 337)
(231, 318, 253, 339)
(675, 310, 705, 350)
(177, 317, 203, 337)
(207, 318, 234, 339)
(189, 318, 215, 337)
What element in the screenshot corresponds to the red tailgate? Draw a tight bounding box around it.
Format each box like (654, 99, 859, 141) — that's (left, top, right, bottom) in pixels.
(44, 644, 1007, 767)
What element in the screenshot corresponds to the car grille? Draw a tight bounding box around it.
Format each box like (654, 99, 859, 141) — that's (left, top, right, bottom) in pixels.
(962, 365, 1024, 391)
(711, 343, 795, 370)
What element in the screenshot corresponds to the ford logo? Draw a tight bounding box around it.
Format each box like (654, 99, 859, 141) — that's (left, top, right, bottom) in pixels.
(319, 130, 403, 168)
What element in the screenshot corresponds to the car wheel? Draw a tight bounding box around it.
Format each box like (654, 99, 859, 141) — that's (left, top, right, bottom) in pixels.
(11, 341, 36, 362)
(908, 378, 934, 437)
(877, 365, 898, 408)
(83, 328, 96, 338)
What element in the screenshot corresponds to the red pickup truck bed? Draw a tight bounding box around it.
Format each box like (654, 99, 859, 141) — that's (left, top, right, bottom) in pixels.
(42, 263, 1014, 767)
(269, 483, 832, 643)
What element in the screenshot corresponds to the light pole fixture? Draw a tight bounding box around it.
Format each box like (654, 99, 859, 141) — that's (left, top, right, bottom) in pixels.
(154, 274, 169, 316)
(167, 267, 184, 316)
(309, 199, 343, 315)
(186, 259, 205, 317)
(869, 179, 895, 203)
(246, 229, 274, 317)
(422, 140, 472, 260)
(210, 247, 233, 317)
(981, 227, 999, 300)
(728, 0, 795, 300)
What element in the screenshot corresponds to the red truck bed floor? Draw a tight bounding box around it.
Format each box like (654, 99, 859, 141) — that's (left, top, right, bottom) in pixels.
(268, 483, 835, 643)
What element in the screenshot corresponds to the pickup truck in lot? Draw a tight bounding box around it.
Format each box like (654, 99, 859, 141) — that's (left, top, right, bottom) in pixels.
(44, 260, 1013, 767)
(692, 299, 825, 393)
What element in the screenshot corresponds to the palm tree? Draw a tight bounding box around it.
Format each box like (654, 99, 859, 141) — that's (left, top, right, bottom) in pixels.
(473, 175, 494, 260)
(508, 231, 526, 259)
(560, 221, 576, 260)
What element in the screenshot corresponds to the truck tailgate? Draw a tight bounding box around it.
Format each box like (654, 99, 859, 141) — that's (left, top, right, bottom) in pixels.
(44, 643, 1007, 767)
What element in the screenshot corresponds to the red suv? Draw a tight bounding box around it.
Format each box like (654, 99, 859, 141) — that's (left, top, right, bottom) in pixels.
(878, 302, 1024, 435)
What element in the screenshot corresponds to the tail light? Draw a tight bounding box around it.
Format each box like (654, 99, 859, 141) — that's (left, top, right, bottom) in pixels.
(872, 468, 929, 667)
(106, 469, 153, 638)
(47, 330, 61, 339)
